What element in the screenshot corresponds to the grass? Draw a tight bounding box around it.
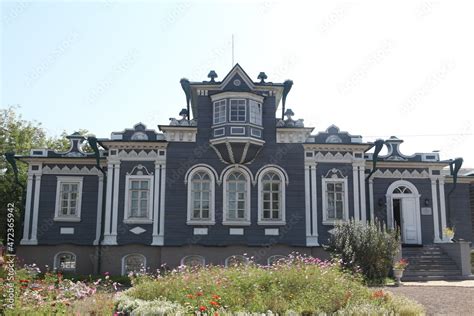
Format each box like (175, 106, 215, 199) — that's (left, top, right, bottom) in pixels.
(117, 254, 424, 315)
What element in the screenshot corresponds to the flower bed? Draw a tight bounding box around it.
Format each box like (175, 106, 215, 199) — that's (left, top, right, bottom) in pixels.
(0, 262, 118, 315)
(115, 254, 424, 315)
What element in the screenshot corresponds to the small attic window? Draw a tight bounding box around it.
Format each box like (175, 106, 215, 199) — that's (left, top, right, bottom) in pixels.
(325, 135, 342, 143)
(131, 132, 148, 141)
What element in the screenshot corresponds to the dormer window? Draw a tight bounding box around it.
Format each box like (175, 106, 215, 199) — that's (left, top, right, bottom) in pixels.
(213, 100, 226, 124)
(249, 100, 262, 125)
(229, 99, 246, 122)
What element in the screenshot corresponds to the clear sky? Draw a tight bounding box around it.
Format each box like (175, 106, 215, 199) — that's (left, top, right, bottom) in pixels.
(1, 0, 473, 166)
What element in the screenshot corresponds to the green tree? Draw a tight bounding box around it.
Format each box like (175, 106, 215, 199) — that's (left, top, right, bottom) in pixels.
(0, 106, 91, 245)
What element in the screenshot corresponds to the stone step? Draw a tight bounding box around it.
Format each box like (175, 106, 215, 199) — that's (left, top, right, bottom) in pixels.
(406, 265, 460, 271)
(403, 270, 461, 277)
(402, 275, 474, 281)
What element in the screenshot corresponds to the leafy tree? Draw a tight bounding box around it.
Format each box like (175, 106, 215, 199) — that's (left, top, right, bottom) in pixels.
(0, 106, 91, 245)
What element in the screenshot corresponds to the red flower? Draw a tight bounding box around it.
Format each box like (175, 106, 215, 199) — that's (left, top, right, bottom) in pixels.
(212, 294, 221, 300)
(196, 291, 203, 297)
(210, 301, 219, 306)
(19, 279, 29, 283)
(214, 313, 219, 316)
(186, 294, 194, 299)
(372, 290, 385, 299)
(199, 306, 207, 311)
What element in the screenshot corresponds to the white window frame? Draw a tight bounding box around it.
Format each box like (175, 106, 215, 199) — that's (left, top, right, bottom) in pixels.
(124, 175, 154, 224)
(229, 99, 247, 122)
(53, 251, 76, 272)
(267, 255, 286, 265)
(213, 99, 227, 125)
(225, 255, 249, 267)
(121, 253, 146, 276)
(186, 167, 216, 225)
(257, 167, 286, 225)
(249, 100, 262, 125)
(54, 176, 83, 222)
(223, 169, 251, 226)
(322, 177, 349, 225)
(180, 255, 206, 267)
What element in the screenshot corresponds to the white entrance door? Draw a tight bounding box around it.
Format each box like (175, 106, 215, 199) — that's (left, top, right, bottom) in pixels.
(401, 198, 420, 244)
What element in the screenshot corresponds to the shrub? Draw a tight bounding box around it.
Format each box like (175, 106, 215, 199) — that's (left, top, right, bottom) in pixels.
(326, 219, 400, 285)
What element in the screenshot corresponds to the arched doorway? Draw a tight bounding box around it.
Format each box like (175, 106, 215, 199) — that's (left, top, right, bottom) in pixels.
(386, 180, 422, 245)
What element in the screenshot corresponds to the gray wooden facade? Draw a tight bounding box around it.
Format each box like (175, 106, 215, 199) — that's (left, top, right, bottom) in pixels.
(16, 64, 473, 275)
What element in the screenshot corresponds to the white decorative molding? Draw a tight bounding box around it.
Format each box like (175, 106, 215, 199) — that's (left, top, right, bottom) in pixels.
(160, 126, 197, 142)
(229, 228, 244, 235)
(265, 228, 279, 236)
(276, 128, 313, 143)
(372, 169, 430, 178)
(314, 152, 353, 163)
(60, 227, 74, 234)
(193, 228, 208, 235)
(130, 226, 146, 235)
(117, 150, 166, 161)
(42, 165, 101, 175)
(210, 91, 264, 103)
(128, 164, 153, 176)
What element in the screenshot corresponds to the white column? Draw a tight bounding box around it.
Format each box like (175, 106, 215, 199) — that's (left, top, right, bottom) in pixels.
(386, 195, 393, 228)
(94, 175, 104, 245)
(310, 163, 319, 245)
(152, 162, 161, 245)
(358, 165, 366, 223)
(438, 178, 448, 241)
(430, 178, 441, 242)
(352, 165, 360, 221)
(103, 163, 114, 243)
(369, 179, 374, 223)
(20, 174, 34, 244)
(157, 165, 166, 244)
(304, 164, 312, 241)
(30, 174, 42, 243)
(111, 163, 120, 240)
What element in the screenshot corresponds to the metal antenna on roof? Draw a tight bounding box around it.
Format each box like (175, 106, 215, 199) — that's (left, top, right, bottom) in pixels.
(232, 34, 234, 67)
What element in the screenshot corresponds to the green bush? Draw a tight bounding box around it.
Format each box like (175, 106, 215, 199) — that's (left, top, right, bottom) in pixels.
(326, 219, 400, 285)
(116, 255, 422, 315)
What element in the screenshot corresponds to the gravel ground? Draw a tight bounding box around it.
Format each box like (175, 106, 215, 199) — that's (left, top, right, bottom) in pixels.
(384, 285, 474, 315)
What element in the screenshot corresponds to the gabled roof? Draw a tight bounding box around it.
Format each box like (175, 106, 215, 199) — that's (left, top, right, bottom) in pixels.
(187, 64, 285, 118)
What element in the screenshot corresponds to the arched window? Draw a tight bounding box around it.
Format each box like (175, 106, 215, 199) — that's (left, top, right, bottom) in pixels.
(257, 167, 287, 225)
(267, 255, 286, 265)
(224, 171, 250, 225)
(54, 252, 76, 273)
(181, 255, 205, 267)
(186, 166, 216, 225)
(122, 254, 146, 276)
(225, 255, 249, 267)
(393, 186, 412, 194)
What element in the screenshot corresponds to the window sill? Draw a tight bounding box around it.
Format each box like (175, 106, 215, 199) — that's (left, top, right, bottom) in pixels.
(257, 221, 286, 226)
(53, 217, 81, 222)
(222, 221, 251, 226)
(322, 220, 348, 226)
(187, 220, 216, 226)
(123, 219, 153, 224)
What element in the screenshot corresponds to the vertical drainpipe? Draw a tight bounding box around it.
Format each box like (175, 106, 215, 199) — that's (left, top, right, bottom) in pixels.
(4, 152, 26, 248)
(88, 137, 107, 274)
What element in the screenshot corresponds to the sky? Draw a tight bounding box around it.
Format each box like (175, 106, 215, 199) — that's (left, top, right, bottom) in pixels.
(1, 0, 473, 166)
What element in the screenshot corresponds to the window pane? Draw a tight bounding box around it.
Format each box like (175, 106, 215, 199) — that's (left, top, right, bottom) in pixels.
(237, 201, 245, 210)
(202, 209, 209, 219)
(272, 192, 279, 201)
(335, 183, 343, 191)
(141, 191, 148, 199)
(272, 210, 279, 219)
(141, 181, 148, 189)
(263, 183, 271, 191)
(69, 207, 76, 215)
(237, 182, 245, 192)
(272, 183, 279, 191)
(263, 201, 270, 210)
(193, 209, 200, 218)
(264, 210, 270, 218)
(131, 181, 140, 189)
(237, 209, 244, 218)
